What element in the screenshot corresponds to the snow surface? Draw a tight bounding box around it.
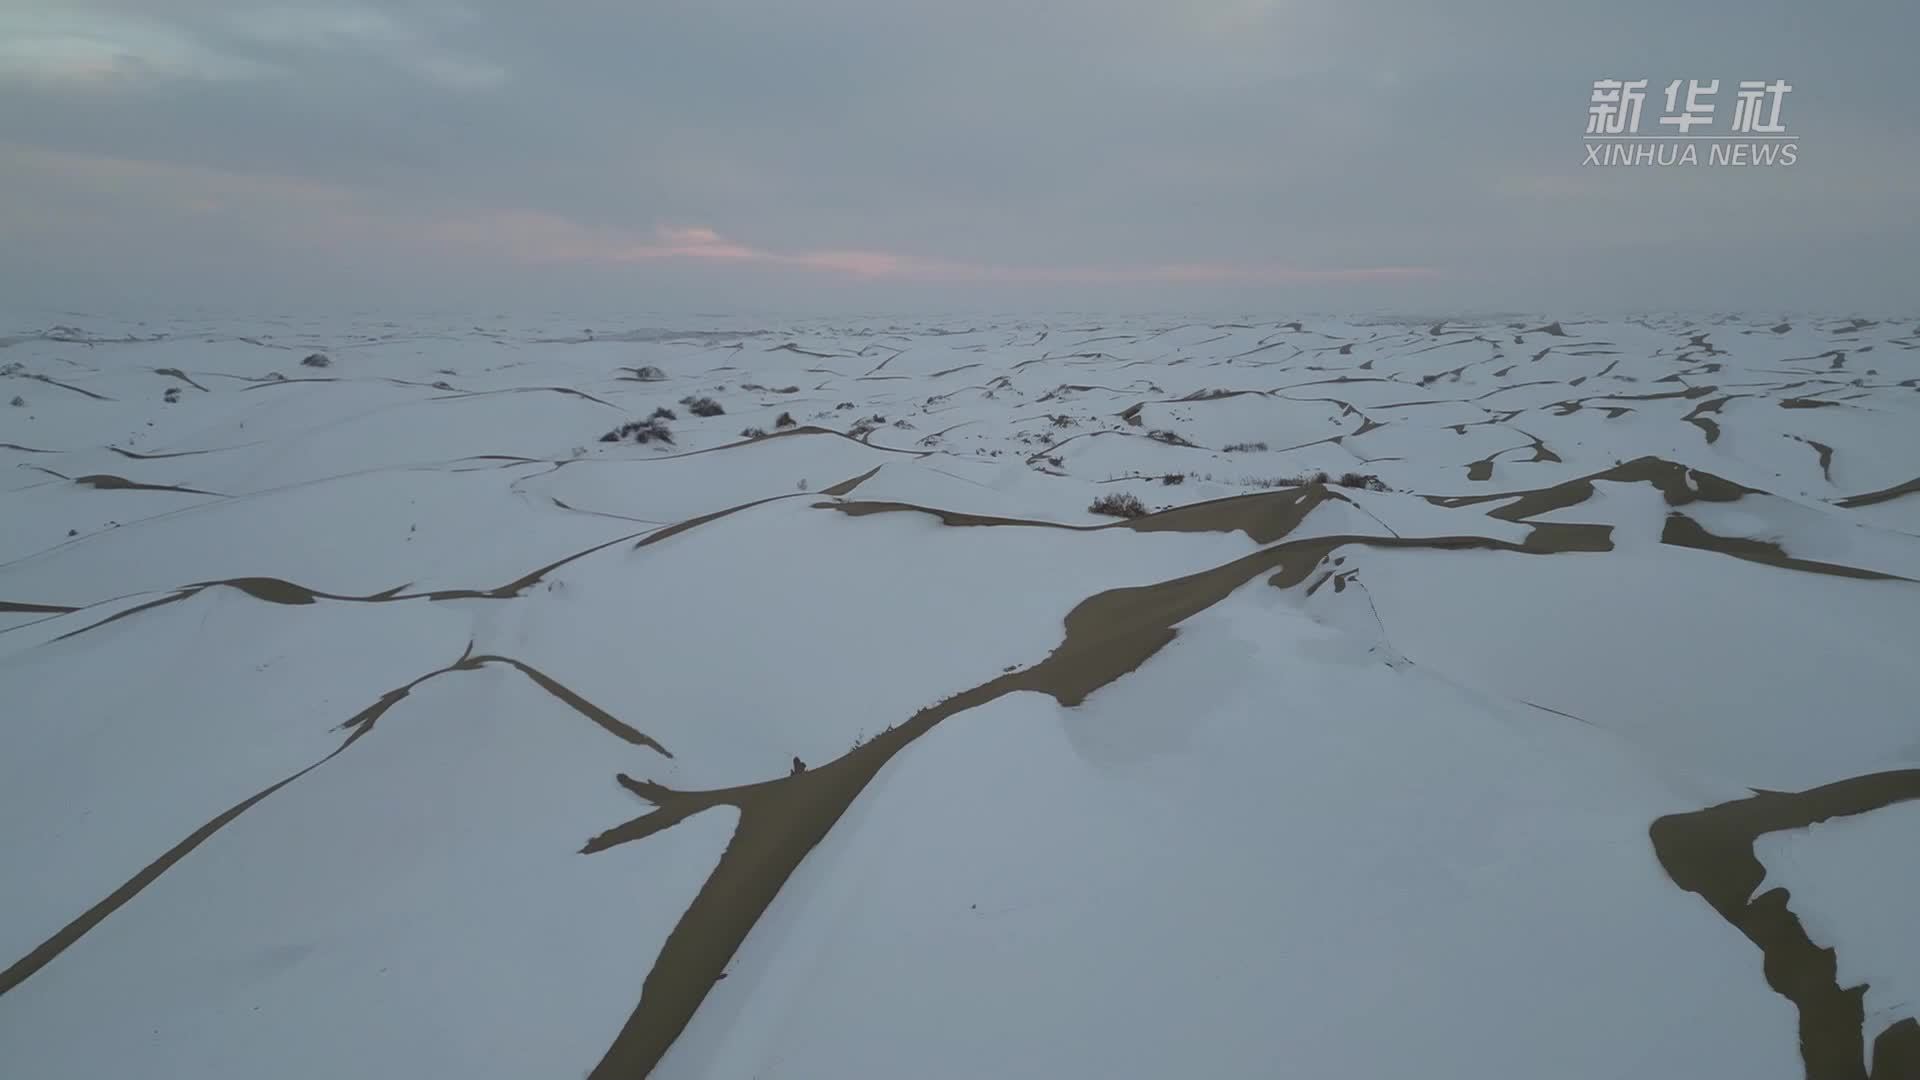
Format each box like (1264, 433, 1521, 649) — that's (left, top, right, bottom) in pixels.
(3, 311, 1917, 1077)
(1756, 800, 1920, 1067)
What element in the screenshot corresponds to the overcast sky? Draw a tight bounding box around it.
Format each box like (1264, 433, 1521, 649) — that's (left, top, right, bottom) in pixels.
(2, 0, 1914, 315)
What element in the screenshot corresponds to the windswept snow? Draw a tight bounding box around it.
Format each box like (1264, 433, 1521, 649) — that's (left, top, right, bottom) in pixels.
(1756, 802, 1920, 1073)
(4, 312, 1919, 1078)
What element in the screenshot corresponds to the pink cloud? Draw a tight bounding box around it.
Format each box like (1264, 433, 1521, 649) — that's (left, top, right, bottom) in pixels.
(538, 223, 1436, 285)
(1, 144, 1438, 286)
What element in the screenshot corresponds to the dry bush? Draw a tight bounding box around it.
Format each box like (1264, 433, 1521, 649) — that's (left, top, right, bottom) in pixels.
(600, 417, 674, 445)
(1089, 492, 1148, 518)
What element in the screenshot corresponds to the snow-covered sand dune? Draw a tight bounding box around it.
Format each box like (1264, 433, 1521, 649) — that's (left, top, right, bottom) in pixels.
(3, 313, 1918, 1078)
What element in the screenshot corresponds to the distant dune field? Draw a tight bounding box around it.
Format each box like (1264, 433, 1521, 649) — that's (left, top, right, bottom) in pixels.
(3, 313, 1918, 1079)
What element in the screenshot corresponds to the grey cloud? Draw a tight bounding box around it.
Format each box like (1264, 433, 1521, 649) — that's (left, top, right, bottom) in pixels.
(0, 0, 1915, 314)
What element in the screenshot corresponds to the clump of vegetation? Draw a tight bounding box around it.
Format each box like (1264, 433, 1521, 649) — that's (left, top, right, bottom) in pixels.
(1147, 429, 1195, 447)
(1089, 492, 1148, 518)
(775, 411, 797, 428)
(680, 396, 725, 417)
(1336, 471, 1390, 492)
(893, 418, 916, 429)
(1223, 441, 1269, 452)
(301, 352, 331, 368)
(1242, 470, 1345, 490)
(263, 371, 287, 382)
(836, 401, 856, 410)
(9, 395, 23, 407)
(163, 387, 181, 404)
(627, 365, 667, 381)
(1160, 472, 1186, 485)
(650, 406, 676, 421)
(848, 413, 888, 438)
(740, 426, 768, 438)
(1049, 413, 1078, 428)
(600, 417, 675, 445)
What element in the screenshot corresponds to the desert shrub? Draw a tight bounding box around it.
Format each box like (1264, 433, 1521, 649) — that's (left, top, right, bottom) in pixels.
(847, 413, 888, 438)
(600, 417, 674, 445)
(1049, 414, 1078, 428)
(775, 411, 796, 428)
(685, 396, 725, 417)
(1089, 492, 1148, 518)
(1160, 472, 1186, 485)
(1223, 441, 1269, 452)
(628, 365, 667, 381)
(1147, 429, 1194, 447)
(740, 382, 768, 391)
(1252, 471, 1331, 487)
(775, 385, 800, 393)
(9, 395, 23, 407)
(301, 352, 331, 368)
(650, 406, 677, 420)
(1336, 471, 1389, 492)
(1244, 472, 1335, 489)
(740, 426, 768, 438)
(163, 387, 181, 403)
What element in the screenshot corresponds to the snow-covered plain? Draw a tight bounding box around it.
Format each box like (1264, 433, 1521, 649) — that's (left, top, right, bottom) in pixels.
(3, 313, 1918, 1078)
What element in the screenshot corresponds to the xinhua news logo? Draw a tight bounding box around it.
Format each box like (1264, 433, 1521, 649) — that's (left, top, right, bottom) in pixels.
(1585, 79, 1798, 167)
